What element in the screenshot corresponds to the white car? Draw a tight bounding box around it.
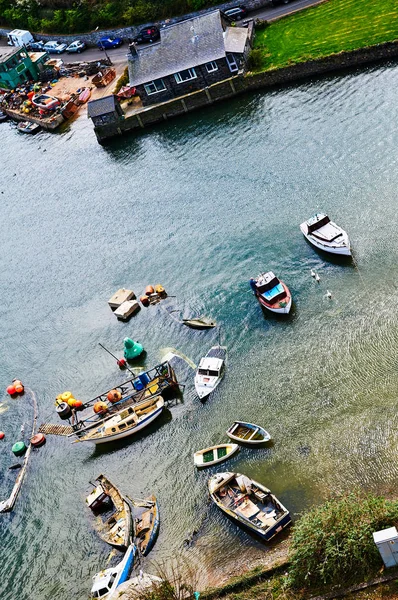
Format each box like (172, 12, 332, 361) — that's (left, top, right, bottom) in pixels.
(43, 41, 67, 54)
(66, 40, 87, 54)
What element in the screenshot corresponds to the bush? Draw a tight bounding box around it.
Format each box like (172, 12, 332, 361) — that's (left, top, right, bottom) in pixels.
(114, 66, 129, 94)
(247, 48, 263, 71)
(288, 491, 398, 589)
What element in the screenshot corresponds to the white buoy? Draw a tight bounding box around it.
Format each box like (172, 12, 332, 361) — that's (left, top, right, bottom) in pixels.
(311, 269, 316, 278)
(326, 290, 332, 299)
(315, 273, 320, 282)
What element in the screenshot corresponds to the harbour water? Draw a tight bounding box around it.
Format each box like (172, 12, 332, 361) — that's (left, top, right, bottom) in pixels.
(1, 60, 398, 598)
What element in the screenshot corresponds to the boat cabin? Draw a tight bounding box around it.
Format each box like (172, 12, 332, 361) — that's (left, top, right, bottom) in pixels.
(306, 214, 330, 233)
(198, 356, 223, 378)
(86, 484, 110, 511)
(91, 568, 118, 599)
(306, 214, 344, 242)
(254, 272, 286, 303)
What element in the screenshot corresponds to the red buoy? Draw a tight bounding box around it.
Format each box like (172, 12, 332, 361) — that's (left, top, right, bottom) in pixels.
(0, 432, 5, 440)
(117, 358, 127, 369)
(73, 400, 84, 411)
(145, 285, 154, 295)
(140, 295, 150, 307)
(107, 389, 122, 403)
(7, 385, 16, 396)
(31, 433, 46, 448)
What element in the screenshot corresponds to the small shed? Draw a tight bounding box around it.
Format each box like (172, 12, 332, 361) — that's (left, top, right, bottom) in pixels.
(87, 95, 123, 127)
(373, 527, 398, 567)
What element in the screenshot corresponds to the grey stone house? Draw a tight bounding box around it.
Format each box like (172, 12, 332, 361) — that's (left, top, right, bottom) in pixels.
(128, 10, 254, 107)
(87, 95, 123, 126)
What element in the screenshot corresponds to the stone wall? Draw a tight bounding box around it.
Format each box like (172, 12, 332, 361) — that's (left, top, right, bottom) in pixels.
(0, 0, 271, 46)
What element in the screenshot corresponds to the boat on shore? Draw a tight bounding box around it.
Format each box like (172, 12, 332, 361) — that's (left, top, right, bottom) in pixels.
(132, 495, 159, 556)
(32, 94, 60, 111)
(208, 472, 291, 541)
(90, 542, 136, 599)
(194, 443, 239, 468)
(17, 121, 41, 134)
(86, 474, 132, 549)
(194, 346, 226, 400)
(226, 421, 271, 445)
(300, 213, 351, 256)
(249, 272, 292, 314)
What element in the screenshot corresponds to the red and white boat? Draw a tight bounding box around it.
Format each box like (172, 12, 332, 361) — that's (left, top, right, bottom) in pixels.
(249, 272, 292, 314)
(32, 94, 60, 111)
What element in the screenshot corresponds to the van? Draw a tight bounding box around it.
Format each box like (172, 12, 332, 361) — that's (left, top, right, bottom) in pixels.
(7, 29, 34, 47)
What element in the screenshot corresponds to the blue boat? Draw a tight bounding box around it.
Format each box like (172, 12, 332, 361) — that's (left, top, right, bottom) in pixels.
(90, 543, 136, 599)
(133, 495, 160, 556)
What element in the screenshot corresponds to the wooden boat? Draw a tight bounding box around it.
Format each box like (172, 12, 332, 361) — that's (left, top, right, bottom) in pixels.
(61, 96, 80, 120)
(17, 121, 41, 134)
(182, 317, 216, 329)
(194, 443, 239, 468)
(194, 346, 226, 400)
(226, 421, 271, 445)
(32, 94, 60, 111)
(74, 396, 165, 445)
(300, 213, 351, 256)
(77, 86, 91, 104)
(208, 472, 291, 541)
(249, 272, 292, 314)
(90, 542, 136, 599)
(86, 474, 132, 549)
(132, 495, 159, 556)
(92, 68, 116, 88)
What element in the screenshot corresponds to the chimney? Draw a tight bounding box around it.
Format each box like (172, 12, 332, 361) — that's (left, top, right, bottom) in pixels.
(129, 42, 139, 59)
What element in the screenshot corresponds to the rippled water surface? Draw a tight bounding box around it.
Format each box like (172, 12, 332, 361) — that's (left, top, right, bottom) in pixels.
(1, 61, 398, 598)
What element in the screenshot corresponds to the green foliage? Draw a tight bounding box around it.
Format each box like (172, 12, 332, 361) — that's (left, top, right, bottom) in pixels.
(254, 0, 398, 71)
(247, 49, 263, 71)
(288, 491, 398, 589)
(114, 66, 129, 93)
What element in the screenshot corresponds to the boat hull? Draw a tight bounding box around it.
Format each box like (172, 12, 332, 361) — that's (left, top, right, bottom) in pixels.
(255, 281, 292, 314)
(226, 422, 271, 445)
(300, 223, 351, 256)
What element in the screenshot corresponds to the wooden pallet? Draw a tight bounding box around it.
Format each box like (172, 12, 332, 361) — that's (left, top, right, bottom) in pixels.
(38, 423, 74, 436)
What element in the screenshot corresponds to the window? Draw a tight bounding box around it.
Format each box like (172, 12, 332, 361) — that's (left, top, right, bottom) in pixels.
(174, 68, 197, 83)
(144, 78, 166, 95)
(118, 423, 126, 430)
(226, 53, 239, 73)
(206, 61, 218, 73)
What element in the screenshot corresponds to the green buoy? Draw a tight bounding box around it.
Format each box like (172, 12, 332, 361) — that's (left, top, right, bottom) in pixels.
(12, 441, 27, 457)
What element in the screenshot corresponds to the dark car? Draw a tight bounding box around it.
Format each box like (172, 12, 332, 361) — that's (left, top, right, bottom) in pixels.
(27, 40, 45, 51)
(97, 37, 123, 50)
(133, 26, 160, 44)
(223, 6, 248, 20)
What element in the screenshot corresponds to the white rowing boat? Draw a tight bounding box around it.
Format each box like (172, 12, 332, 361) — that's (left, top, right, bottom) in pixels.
(226, 421, 271, 445)
(194, 443, 239, 468)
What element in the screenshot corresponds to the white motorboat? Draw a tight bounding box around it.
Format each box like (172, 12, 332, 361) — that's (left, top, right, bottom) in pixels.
(194, 346, 226, 400)
(300, 213, 351, 256)
(90, 543, 136, 599)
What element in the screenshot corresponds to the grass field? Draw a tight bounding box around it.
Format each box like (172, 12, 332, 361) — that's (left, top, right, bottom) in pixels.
(253, 0, 398, 71)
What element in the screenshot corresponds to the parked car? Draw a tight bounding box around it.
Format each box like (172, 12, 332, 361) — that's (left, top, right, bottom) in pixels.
(97, 37, 123, 50)
(27, 40, 45, 51)
(43, 41, 67, 54)
(223, 6, 248, 20)
(66, 40, 87, 54)
(133, 26, 160, 44)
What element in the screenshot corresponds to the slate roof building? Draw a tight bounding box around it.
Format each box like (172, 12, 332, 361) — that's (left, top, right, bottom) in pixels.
(87, 95, 123, 126)
(128, 11, 254, 106)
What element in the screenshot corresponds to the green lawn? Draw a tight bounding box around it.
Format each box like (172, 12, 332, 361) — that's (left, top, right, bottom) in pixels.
(253, 0, 398, 71)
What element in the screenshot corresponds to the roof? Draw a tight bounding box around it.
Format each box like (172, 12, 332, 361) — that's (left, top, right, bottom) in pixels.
(0, 46, 21, 63)
(9, 29, 31, 36)
(129, 10, 227, 87)
(224, 27, 249, 54)
(87, 95, 117, 118)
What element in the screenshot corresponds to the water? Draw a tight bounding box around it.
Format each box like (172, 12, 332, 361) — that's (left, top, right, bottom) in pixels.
(1, 60, 398, 597)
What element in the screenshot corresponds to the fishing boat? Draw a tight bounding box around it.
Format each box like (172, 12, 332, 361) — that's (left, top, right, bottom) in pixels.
(208, 472, 291, 541)
(194, 346, 226, 400)
(32, 94, 60, 111)
(300, 213, 351, 256)
(73, 396, 165, 445)
(90, 542, 136, 599)
(194, 443, 239, 468)
(17, 121, 41, 134)
(226, 421, 271, 445)
(182, 317, 216, 329)
(132, 495, 159, 556)
(86, 474, 132, 549)
(249, 272, 292, 314)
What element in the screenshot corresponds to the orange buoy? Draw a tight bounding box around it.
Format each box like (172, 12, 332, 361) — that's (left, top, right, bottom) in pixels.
(145, 285, 154, 295)
(7, 385, 16, 396)
(107, 389, 122, 403)
(93, 401, 108, 414)
(73, 400, 84, 411)
(0, 432, 4, 440)
(67, 397, 77, 407)
(31, 433, 46, 448)
(140, 295, 150, 307)
(14, 383, 24, 394)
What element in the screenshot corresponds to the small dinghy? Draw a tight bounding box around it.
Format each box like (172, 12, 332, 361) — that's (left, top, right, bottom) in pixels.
(249, 272, 292, 314)
(0, 110, 8, 122)
(17, 121, 41, 134)
(300, 213, 351, 256)
(86, 474, 132, 549)
(132, 495, 159, 556)
(194, 345, 226, 400)
(194, 443, 239, 468)
(226, 421, 271, 445)
(32, 94, 60, 111)
(208, 472, 291, 541)
(78, 87, 92, 104)
(90, 542, 136, 600)
(182, 317, 216, 329)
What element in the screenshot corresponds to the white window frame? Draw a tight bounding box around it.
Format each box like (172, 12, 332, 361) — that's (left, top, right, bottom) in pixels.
(144, 78, 166, 95)
(226, 53, 239, 73)
(205, 61, 218, 73)
(174, 68, 197, 84)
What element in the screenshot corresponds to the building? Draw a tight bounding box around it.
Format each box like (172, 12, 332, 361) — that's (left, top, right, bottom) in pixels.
(87, 95, 124, 127)
(0, 46, 49, 90)
(128, 10, 254, 106)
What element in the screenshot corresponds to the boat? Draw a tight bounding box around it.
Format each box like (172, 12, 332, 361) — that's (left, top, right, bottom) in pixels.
(86, 474, 132, 549)
(249, 272, 292, 314)
(194, 345, 226, 400)
(182, 317, 216, 329)
(194, 443, 239, 468)
(0, 110, 8, 122)
(208, 472, 291, 541)
(132, 495, 159, 556)
(78, 87, 91, 104)
(226, 421, 271, 445)
(92, 68, 116, 88)
(61, 96, 80, 120)
(17, 121, 41, 134)
(300, 213, 351, 256)
(73, 396, 165, 445)
(90, 542, 136, 599)
(32, 94, 60, 111)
